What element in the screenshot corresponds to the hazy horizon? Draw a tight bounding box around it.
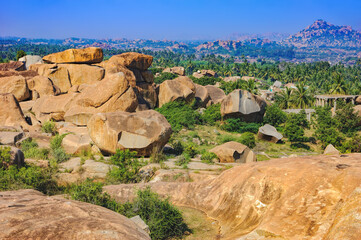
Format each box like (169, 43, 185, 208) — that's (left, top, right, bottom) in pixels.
(1, 0, 361, 41)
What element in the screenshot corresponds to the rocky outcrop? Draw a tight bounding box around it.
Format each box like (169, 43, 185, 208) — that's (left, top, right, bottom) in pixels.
(163, 66, 185, 76)
(0, 61, 25, 71)
(108, 52, 153, 71)
(210, 141, 256, 163)
(221, 89, 267, 122)
(158, 76, 195, 107)
(0, 75, 30, 101)
(258, 124, 283, 143)
(223, 76, 241, 82)
(87, 110, 172, 156)
(194, 84, 211, 107)
(59, 126, 92, 155)
(18, 55, 43, 69)
(0, 93, 28, 128)
(105, 154, 361, 239)
(27, 75, 59, 99)
(324, 144, 340, 155)
(192, 69, 218, 78)
(0, 126, 24, 146)
(0, 189, 150, 240)
(204, 85, 226, 104)
(43, 47, 103, 64)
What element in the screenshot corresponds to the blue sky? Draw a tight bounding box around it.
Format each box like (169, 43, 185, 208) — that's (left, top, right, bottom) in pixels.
(1, 0, 360, 40)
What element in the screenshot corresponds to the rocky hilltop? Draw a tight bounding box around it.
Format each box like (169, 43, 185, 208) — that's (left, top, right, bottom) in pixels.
(283, 19, 361, 48)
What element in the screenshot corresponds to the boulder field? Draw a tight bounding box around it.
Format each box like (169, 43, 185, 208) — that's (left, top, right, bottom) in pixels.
(0, 189, 150, 240)
(104, 154, 361, 239)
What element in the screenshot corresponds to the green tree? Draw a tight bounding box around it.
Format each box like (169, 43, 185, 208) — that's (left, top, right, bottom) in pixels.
(291, 82, 314, 109)
(330, 73, 348, 94)
(16, 50, 26, 60)
(275, 87, 293, 109)
(263, 104, 287, 127)
(334, 102, 360, 134)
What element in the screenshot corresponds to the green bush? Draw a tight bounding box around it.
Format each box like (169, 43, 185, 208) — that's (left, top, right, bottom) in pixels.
(156, 100, 201, 132)
(107, 149, 143, 184)
(0, 146, 12, 169)
(217, 134, 239, 144)
(150, 147, 167, 163)
(220, 118, 260, 134)
(41, 120, 57, 135)
(175, 153, 191, 167)
(154, 72, 178, 84)
(201, 151, 217, 164)
(239, 132, 256, 148)
(21, 139, 49, 160)
(183, 143, 198, 158)
(340, 135, 361, 153)
(170, 140, 184, 155)
(335, 102, 361, 135)
(263, 104, 287, 127)
(201, 103, 221, 125)
(50, 134, 70, 163)
(190, 76, 220, 86)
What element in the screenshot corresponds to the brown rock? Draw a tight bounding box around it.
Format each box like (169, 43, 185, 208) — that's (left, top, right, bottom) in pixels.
(0, 69, 38, 80)
(193, 69, 217, 78)
(105, 153, 361, 240)
(61, 64, 105, 85)
(30, 64, 71, 93)
(0, 127, 24, 146)
(158, 76, 195, 107)
(43, 47, 103, 64)
(59, 126, 92, 154)
(0, 61, 25, 71)
(163, 67, 185, 76)
(87, 110, 172, 156)
(324, 144, 340, 155)
(221, 89, 267, 122)
(210, 141, 256, 163)
(108, 52, 153, 70)
(258, 124, 283, 143)
(0, 189, 150, 240)
(194, 84, 211, 107)
(27, 75, 58, 98)
(0, 93, 28, 127)
(135, 82, 157, 109)
(204, 85, 226, 104)
(0, 75, 30, 101)
(355, 95, 361, 105)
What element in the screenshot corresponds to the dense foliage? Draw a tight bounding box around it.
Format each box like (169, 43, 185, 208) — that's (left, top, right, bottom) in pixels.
(263, 104, 287, 127)
(220, 118, 260, 134)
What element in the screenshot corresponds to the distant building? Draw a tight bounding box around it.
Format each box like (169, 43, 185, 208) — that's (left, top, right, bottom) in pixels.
(283, 109, 316, 121)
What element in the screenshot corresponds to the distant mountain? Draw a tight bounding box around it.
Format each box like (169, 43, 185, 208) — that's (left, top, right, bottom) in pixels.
(283, 19, 361, 48)
(229, 32, 290, 42)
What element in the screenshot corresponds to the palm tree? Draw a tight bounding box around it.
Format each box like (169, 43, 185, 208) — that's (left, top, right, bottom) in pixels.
(242, 79, 259, 95)
(291, 82, 314, 109)
(275, 87, 293, 109)
(329, 73, 348, 94)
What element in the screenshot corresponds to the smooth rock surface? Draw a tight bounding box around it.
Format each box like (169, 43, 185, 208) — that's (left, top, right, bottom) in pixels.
(210, 141, 256, 163)
(18, 55, 43, 69)
(158, 76, 195, 107)
(43, 47, 103, 64)
(0, 75, 30, 101)
(324, 144, 340, 155)
(258, 124, 283, 143)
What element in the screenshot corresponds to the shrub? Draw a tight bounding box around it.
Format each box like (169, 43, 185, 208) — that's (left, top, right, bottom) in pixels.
(263, 104, 287, 127)
(183, 143, 198, 158)
(217, 134, 238, 144)
(21, 139, 49, 160)
(0, 146, 12, 169)
(175, 153, 191, 167)
(154, 72, 178, 84)
(156, 100, 201, 132)
(41, 120, 57, 135)
(50, 134, 70, 163)
(107, 149, 143, 184)
(335, 102, 361, 134)
(220, 118, 260, 134)
(239, 132, 256, 148)
(150, 147, 167, 163)
(170, 140, 184, 155)
(201, 151, 217, 164)
(201, 103, 221, 125)
(340, 135, 361, 153)
(190, 76, 220, 86)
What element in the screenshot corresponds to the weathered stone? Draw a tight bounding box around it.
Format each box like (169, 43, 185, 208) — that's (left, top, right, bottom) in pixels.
(0, 129, 24, 146)
(0, 61, 25, 71)
(204, 85, 226, 104)
(25, 159, 49, 168)
(27, 75, 58, 98)
(324, 144, 340, 155)
(163, 67, 185, 76)
(258, 124, 283, 143)
(61, 64, 105, 86)
(193, 69, 217, 78)
(87, 110, 172, 156)
(0, 75, 30, 101)
(158, 76, 195, 107)
(43, 47, 103, 64)
(130, 216, 150, 234)
(210, 141, 256, 163)
(223, 76, 241, 82)
(221, 89, 267, 122)
(108, 52, 153, 70)
(0, 189, 151, 240)
(355, 95, 361, 105)
(59, 126, 92, 154)
(30, 64, 71, 93)
(0, 69, 38, 80)
(135, 82, 157, 109)
(18, 55, 43, 69)
(0, 93, 28, 127)
(194, 83, 211, 107)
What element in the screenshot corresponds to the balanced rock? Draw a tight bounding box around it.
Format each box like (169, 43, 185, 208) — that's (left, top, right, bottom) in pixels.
(43, 47, 103, 64)
(163, 66, 185, 76)
(158, 76, 195, 107)
(61, 64, 105, 86)
(210, 141, 256, 163)
(0, 75, 30, 101)
(87, 110, 172, 156)
(324, 144, 340, 155)
(0, 189, 150, 240)
(221, 89, 267, 122)
(108, 52, 153, 71)
(258, 124, 283, 143)
(18, 55, 43, 69)
(0, 93, 28, 127)
(204, 85, 226, 104)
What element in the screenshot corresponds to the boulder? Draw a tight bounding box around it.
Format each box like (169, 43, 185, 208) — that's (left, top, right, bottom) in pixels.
(158, 76, 195, 107)
(194, 83, 211, 107)
(30, 64, 71, 93)
(355, 96, 361, 105)
(0, 93, 28, 127)
(108, 52, 153, 70)
(163, 67, 185, 76)
(0, 189, 151, 240)
(87, 110, 172, 156)
(27, 75, 59, 99)
(43, 47, 103, 64)
(193, 69, 217, 78)
(59, 126, 92, 155)
(273, 80, 282, 88)
(18, 55, 43, 69)
(0, 145, 24, 168)
(0, 61, 25, 71)
(0, 75, 30, 101)
(210, 141, 256, 163)
(221, 89, 267, 122)
(0, 69, 38, 80)
(324, 144, 340, 155)
(0, 126, 24, 146)
(223, 76, 241, 83)
(61, 64, 105, 85)
(130, 216, 150, 234)
(135, 82, 157, 109)
(204, 85, 226, 104)
(258, 124, 283, 143)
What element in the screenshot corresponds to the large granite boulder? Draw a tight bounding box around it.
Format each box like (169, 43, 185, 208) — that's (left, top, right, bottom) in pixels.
(204, 85, 226, 104)
(30, 64, 71, 93)
(43, 47, 103, 64)
(210, 141, 256, 163)
(87, 110, 172, 156)
(163, 66, 185, 76)
(258, 124, 283, 143)
(108, 52, 153, 71)
(0, 126, 24, 146)
(193, 69, 218, 78)
(0, 75, 30, 101)
(158, 76, 195, 107)
(61, 64, 105, 86)
(0, 93, 28, 127)
(18, 55, 43, 69)
(59, 126, 92, 155)
(27, 75, 59, 99)
(0, 61, 25, 71)
(194, 83, 211, 107)
(0, 189, 150, 240)
(221, 89, 267, 122)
